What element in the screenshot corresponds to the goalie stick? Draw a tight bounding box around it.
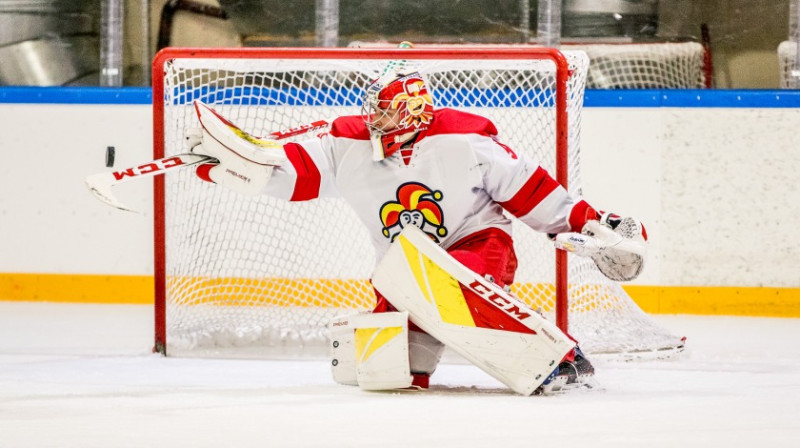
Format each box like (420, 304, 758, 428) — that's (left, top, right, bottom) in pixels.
(88, 41, 416, 212)
(85, 153, 214, 212)
(84, 115, 334, 213)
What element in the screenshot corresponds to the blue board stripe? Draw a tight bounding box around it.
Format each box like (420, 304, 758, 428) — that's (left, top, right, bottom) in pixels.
(584, 89, 800, 108)
(1, 86, 799, 108)
(0, 87, 152, 104)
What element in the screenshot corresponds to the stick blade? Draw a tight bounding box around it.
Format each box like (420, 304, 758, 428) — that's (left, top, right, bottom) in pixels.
(85, 173, 138, 213)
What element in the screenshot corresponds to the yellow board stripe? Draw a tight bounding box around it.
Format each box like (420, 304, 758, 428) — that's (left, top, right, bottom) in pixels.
(1, 273, 799, 317)
(398, 236, 476, 327)
(0, 273, 374, 307)
(623, 285, 800, 317)
(354, 326, 402, 363)
(0, 273, 155, 304)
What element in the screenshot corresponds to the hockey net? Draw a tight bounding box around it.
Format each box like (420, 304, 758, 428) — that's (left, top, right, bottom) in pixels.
(153, 47, 684, 359)
(351, 41, 710, 89)
(567, 42, 709, 89)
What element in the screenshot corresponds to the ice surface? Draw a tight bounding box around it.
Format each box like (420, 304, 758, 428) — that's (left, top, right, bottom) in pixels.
(1, 302, 798, 447)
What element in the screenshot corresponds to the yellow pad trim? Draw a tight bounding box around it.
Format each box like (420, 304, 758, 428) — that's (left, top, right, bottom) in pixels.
(354, 326, 402, 363)
(398, 235, 476, 327)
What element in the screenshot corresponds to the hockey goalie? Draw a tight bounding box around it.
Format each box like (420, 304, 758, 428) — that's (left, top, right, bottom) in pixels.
(185, 70, 647, 395)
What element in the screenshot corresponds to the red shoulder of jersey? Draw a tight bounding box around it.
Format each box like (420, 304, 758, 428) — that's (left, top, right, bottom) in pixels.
(329, 115, 370, 140)
(424, 108, 498, 138)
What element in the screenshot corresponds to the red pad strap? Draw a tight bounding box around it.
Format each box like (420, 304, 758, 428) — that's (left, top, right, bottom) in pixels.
(283, 142, 321, 201)
(195, 164, 215, 183)
(411, 373, 430, 389)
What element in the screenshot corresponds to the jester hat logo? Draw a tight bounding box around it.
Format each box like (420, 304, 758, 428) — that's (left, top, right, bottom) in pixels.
(380, 182, 447, 243)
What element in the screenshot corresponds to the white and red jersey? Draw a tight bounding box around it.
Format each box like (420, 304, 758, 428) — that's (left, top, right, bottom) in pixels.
(264, 108, 594, 260)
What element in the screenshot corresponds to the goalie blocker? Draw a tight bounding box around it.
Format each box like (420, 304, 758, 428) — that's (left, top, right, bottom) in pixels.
(188, 100, 288, 195)
(332, 225, 576, 396)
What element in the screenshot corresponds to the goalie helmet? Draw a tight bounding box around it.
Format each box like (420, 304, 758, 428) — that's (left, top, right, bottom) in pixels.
(362, 71, 435, 160)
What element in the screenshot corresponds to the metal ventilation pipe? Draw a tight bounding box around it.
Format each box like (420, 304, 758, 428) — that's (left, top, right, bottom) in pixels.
(101, 0, 124, 86)
(315, 0, 339, 47)
(793, 0, 800, 88)
(141, 0, 151, 86)
(520, 0, 530, 43)
(537, 0, 562, 48)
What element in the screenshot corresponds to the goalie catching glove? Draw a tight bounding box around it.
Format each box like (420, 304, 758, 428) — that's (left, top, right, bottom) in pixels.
(554, 212, 647, 282)
(186, 101, 287, 195)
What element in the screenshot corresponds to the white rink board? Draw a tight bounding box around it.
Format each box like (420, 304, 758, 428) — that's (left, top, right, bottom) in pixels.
(0, 103, 798, 288)
(581, 107, 800, 287)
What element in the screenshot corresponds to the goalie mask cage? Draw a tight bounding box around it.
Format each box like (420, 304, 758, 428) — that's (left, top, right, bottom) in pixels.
(153, 47, 684, 360)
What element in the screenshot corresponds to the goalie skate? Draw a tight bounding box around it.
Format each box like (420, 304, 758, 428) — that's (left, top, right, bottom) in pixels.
(536, 350, 600, 395)
(536, 375, 599, 395)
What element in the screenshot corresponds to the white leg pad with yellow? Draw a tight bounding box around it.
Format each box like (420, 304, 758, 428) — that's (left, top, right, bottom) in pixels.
(353, 312, 413, 390)
(372, 225, 576, 396)
(329, 312, 413, 391)
(329, 314, 359, 386)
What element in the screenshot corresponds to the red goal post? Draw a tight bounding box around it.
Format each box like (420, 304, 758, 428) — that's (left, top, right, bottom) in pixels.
(151, 46, 683, 359)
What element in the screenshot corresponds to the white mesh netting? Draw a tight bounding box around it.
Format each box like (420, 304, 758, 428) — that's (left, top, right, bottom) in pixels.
(569, 42, 708, 89)
(156, 49, 684, 359)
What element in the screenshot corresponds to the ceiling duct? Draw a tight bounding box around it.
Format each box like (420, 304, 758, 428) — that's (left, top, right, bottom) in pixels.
(0, 0, 100, 86)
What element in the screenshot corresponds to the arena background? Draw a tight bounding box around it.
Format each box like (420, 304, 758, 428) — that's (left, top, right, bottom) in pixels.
(1, 0, 798, 316)
(0, 88, 797, 316)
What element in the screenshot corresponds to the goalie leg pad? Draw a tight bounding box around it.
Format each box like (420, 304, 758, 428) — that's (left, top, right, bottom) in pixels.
(329, 314, 358, 386)
(372, 225, 576, 396)
(330, 312, 414, 390)
(352, 312, 413, 391)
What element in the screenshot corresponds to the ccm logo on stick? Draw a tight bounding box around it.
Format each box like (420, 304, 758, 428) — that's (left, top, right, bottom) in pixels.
(113, 156, 185, 181)
(467, 281, 532, 321)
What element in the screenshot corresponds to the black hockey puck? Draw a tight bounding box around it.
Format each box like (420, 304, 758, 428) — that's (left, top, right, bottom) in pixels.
(105, 146, 115, 167)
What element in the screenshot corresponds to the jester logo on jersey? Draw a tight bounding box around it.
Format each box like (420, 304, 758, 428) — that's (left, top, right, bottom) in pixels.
(380, 182, 447, 243)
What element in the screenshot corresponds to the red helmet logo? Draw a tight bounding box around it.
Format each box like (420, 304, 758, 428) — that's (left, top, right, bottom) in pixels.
(363, 72, 435, 138)
(381, 76, 434, 129)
